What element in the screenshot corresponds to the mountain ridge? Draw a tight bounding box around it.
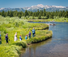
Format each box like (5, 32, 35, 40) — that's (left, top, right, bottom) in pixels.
(0, 4, 68, 12)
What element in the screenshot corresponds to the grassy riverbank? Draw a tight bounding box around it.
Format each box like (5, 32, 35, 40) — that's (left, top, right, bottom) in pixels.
(0, 15, 52, 57)
(28, 17, 68, 22)
(26, 30, 52, 44)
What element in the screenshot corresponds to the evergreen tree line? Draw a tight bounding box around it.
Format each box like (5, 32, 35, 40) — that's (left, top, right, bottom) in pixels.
(0, 9, 68, 19)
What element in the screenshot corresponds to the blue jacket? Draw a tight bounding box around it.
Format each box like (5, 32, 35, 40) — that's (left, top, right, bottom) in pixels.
(20, 36, 22, 40)
(25, 36, 27, 39)
(0, 34, 1, 37)
(32, 29, 35, 34)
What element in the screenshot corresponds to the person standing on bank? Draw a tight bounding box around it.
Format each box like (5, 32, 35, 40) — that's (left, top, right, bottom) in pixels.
(5, 33, 9, 44)
(14, 32, 17, 41)
(29, 31, 31, 39)
(0, 32, 2, 44)
(32, 28, 35, 37)
(25, 35, 28, 40)
(20, 35, 22, 41)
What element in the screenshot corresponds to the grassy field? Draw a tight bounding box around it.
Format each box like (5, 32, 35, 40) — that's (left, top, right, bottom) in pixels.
(23, 16, 68, 22)
(0, 15, 52, 57)
(28, 18, 68, 22)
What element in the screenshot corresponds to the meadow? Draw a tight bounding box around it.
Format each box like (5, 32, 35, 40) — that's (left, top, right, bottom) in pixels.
(26, 16, 68, 22)
(0, 15, 52, 57)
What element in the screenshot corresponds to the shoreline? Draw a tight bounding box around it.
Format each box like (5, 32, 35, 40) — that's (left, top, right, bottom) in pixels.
(0, 16, 52, 57)
(27, 19, 68, 22)
(20, 30, 52, 57)
(0, 29, 52, 57)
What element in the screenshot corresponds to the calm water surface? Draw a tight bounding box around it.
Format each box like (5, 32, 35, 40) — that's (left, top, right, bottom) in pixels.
(21, 22, 68, 57)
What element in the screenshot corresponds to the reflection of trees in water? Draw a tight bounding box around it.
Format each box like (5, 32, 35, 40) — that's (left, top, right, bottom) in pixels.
(28, 38, 52, 57)
(28, 47, 36, 57)
(20, 48, 26, 57)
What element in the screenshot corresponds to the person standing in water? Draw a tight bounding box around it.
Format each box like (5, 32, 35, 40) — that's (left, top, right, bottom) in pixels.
(14, 32, 17, 41)
(32, 28, 35, 37)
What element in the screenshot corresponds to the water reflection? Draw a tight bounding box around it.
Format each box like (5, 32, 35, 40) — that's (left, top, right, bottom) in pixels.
(21, 38, 52, 57)
(21, 22, 68, 57)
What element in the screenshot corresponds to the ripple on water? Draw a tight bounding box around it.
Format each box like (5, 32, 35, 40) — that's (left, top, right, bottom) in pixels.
(21, 22, 68, 57)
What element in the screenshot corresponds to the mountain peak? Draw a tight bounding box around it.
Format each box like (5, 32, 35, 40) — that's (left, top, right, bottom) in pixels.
(30, 4, 66, 9)
(0, 4, 68, 12)
(0, 8, 4, 10)
(37, 4, 44, 8)
(52, 5, 65, 8)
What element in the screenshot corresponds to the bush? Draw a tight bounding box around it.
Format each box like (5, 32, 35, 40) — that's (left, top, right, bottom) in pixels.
(0, 45, 21, 57)
(12, 41, 26, 48)
(26, 30, 52, 44)
(38, 15, 41, 19)
(0, 16, 53, 57)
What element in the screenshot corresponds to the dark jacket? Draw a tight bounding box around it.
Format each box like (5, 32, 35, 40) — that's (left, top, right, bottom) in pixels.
(29, 32, 31, 36)
(5, 35, 8, 40)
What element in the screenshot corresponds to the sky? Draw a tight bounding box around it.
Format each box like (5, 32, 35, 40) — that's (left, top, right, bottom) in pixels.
(0, 0, 68, 8)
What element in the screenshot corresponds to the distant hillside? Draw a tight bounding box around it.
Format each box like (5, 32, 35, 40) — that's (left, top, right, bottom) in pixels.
(0, 4, 68, 12)
(0, 8, 25, 12)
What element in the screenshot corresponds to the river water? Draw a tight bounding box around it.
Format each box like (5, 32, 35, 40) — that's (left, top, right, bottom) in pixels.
(21, 22, 68, 57)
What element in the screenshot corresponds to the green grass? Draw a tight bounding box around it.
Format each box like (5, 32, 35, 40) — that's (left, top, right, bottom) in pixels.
(26, 30, 52, 44)
(27, 17, 68, 22)
(0, 45, 22, 57)
(0, 15, 52, 57)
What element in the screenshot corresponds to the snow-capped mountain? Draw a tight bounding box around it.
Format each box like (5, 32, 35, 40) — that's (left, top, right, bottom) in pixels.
(22, 4, 67, 11)
(24, 4, 66, 10)
(0, 4, 68, 12)
(0, 8, 25, 12)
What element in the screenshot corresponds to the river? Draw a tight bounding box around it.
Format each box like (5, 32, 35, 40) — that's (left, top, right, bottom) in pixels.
(20, 22, 68, 57)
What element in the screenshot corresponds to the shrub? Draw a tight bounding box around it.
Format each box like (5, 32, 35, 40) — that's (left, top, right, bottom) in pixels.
(12, 41, 26, 48)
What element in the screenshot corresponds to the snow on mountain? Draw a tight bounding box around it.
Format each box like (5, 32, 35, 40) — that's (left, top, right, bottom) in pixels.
(0, 4, 67, 12)
(0, 8, 4, 10)
(23, 4, 66, 10)
(37, 4, 44, 8)
(51, 5, 66, 8)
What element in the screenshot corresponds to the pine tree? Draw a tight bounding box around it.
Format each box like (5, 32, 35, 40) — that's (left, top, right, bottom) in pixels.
(38, 14, 41, 19)
(13, 10, 18, 17)
(37, 9, 39, 16)
(24, 10, 28, 17)
(18, 12, 22, 18)
(32, 13, 35, 19)
(1, 11, 5, 17)
(39, 10, 43, 16)
(43, 9, 46, 16)
(65, 11, 68, 18)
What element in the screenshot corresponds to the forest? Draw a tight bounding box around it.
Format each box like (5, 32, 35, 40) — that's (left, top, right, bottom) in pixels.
(0, 9, 68, 19)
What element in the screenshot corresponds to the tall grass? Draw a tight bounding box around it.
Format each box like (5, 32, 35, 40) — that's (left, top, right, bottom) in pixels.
(26, 30, 52, 44)
(27, 17, 68, 22)
(0, 15, 52, 57)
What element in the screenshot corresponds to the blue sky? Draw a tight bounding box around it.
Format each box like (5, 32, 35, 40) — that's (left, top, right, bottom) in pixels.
(0, 0, 68, 8)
